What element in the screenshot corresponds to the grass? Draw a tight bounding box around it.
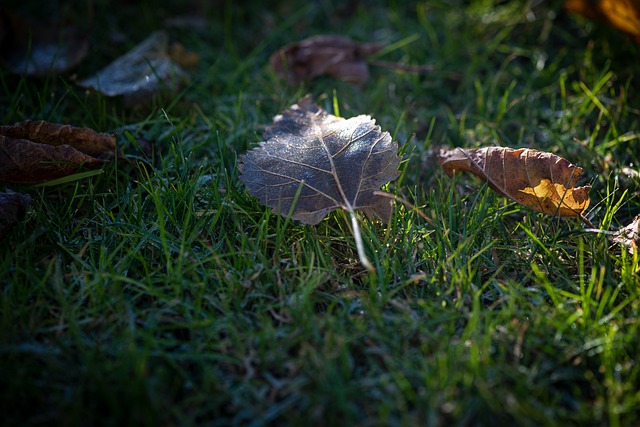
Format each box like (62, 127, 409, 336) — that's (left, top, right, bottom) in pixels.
(2, 0, 640, 425)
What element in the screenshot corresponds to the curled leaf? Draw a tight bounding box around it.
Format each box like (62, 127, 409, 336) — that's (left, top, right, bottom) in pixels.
(0, 121, 116, 185)
(77, 31, 188, 104)
(439, 147, 591, 222)
(0, 190, 32, 241)
(269, 35, 384, 86)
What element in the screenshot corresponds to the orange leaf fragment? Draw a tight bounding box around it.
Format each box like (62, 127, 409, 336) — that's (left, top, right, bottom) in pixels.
(565, 0, 640, 42)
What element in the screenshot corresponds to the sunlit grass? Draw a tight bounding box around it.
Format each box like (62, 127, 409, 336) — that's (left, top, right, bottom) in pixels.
(1, 0, 640, 426)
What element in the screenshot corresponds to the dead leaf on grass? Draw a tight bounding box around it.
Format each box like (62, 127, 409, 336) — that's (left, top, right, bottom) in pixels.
(0, 189, 32, 241)
(238, 96, 401, 271)
(77, 31, 189, 105)
(269, 35, 385, 86)
(613, 215, 640, 254)
(438, 147, 592, 225)
(0, 121, 117, 185)
(239, 96, 400, 225)
(565, 0, 640, 42)
(0, 8, 89, 75)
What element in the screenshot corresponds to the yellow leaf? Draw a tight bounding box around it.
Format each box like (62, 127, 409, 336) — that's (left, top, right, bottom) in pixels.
(565, 0, 640, 42)
(518, 179, 591, 217)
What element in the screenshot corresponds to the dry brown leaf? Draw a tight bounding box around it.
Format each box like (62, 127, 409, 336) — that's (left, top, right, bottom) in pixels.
(613, 215, 640, 254)
(0, 190, 32, 241)
(565, 0, 640, 42)
(0, 8, 89, 75)
(439, 147, 592, 223)
(0, 121, 117, 185)
(269, 35, 385, 86)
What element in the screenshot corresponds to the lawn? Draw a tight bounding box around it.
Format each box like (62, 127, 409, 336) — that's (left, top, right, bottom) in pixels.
(1, 0, 640, 426)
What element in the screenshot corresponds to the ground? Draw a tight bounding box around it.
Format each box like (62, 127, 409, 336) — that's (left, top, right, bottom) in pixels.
(1, 1, 639, 426)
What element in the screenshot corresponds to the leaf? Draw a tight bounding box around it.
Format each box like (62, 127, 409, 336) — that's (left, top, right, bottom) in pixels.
(613, 215, 640, 254)
(239, 97, 400, 224)
(0, 190, 32, 241)
(439, 147, 592, 222)
(565, 0, 640, 42)
(77, 31, 188, 105)
(238, 96, 401, 270)
(269, 35, 385, 86)
(0, 8, 89, 75)
(168, 42, 200, 68)
(0, 121, 117, 185)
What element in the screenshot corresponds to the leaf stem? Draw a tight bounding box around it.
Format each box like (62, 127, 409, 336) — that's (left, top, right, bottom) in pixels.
(349, 210, 374, 272)
(579, 214, 595, 229)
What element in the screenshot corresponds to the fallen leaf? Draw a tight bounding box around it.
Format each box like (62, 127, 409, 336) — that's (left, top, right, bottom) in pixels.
(565, 0, 640, 42)
(77, 31, 188, 104)
(269, 35, 385, 86)
(0, 8, 89, 75)
(0, 121, 117, 185)
(0, 190, 32, 241)
(239, 97, 400, 224)
(439, 147, 592, 223)
(614, 215, 640, 254)
(238, 96, 401, 270)
(168, 42, 200, 68)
